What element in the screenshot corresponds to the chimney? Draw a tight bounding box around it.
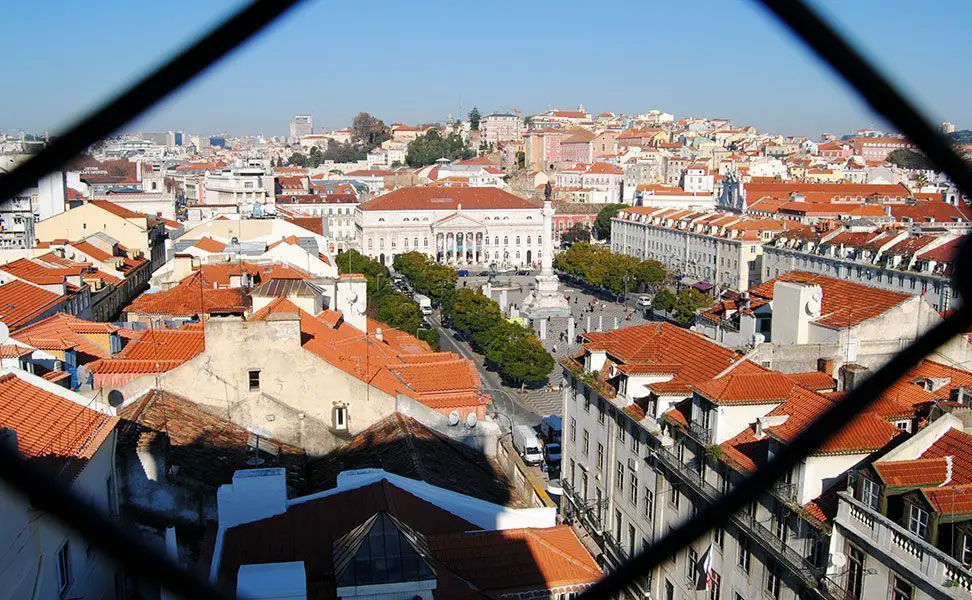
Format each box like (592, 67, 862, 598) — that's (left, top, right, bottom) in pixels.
(335, 274, 368, 332)
(374, 327, 383, 342)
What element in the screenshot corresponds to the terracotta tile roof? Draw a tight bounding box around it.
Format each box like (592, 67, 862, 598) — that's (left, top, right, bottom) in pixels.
(0, 372, 117, 478)
(89, 200, 150, 221)
(359, 186, 537, 211)
(284, 216, 324, 236)
(917, 237, 960, 264)
(252, 298, 480, 412)
(126, 280, 247, 317)
(88, 326, 205, 374)
(581, 323, 758, 395)
(118, 390, 306, 492)
(181, 261, 311, 288)
(747, 271, 912, 329)
(803, 473, 848, 524)
(693, 371, 794, 405)
(41, 370, 71, 383)
(786, 371, 836, 391)
(0, 280, 66, 329)
(874, 457, 951, 487)
(12, 313, 117, 359)
(217, 480, 481, 597)
(428, 526, 602, 594)
(71, 241, 113, 262)
(193, 237, 227, 253)
(0, 344, 34, 358)
(308, 413, 518, 505)
(924, 484, 972, 516)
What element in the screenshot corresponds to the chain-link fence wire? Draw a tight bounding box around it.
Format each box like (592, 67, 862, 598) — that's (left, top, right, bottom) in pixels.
(0, 0, 969, 599)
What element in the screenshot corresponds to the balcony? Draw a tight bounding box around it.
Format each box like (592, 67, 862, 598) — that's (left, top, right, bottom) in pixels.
(688, 421, 713, 445)
(653, 446, 830, 597)
(835, 492, 972, 598)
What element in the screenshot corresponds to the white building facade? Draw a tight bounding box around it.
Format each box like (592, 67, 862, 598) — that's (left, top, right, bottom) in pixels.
(357, 187, 544, 267)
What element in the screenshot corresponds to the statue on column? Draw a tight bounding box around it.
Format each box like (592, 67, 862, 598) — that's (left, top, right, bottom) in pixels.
(521, 183, 570, 319)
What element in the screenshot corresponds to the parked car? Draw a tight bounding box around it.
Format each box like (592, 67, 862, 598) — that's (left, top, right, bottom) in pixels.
(637, 295, 653, 308)
(543, 442, 562, 466)
(513, 425, 543, 466)
(457, 268, 469, 277)
(516, 269, 530, 276)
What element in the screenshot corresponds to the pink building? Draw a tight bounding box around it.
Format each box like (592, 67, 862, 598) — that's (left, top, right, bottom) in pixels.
(524, 129, 565, 170)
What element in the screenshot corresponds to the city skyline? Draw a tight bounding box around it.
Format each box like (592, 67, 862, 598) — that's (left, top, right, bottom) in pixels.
(1, 0, 970, 138)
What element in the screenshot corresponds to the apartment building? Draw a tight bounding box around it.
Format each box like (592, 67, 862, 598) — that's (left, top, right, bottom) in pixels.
(481, 112, 523, 145)
(555, 162, 625, 204)
(559, 324, 840, 600)
(763, 227, 959, 313)
(559, 323, 972, 600)
(611, 207, 800, 292)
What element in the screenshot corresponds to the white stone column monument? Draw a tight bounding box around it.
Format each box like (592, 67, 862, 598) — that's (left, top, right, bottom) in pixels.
(521, 186, 570, 320)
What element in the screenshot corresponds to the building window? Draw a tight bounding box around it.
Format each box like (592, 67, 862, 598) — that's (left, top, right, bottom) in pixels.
(713, 527, 724, 550)
(736, 541, 750, 575)
(908, 504, 929, 539)
(616, 461, 624, 491)
(629, 524, 637, 556)
(57, 541, 72, 594)
(632, 433, 640, 455)
(583, 429, 590, 456)
(334, 406, 348, 430)
(670, 484, 680, 509)
(765, 561, 781, 599)
(891, 575, 913, 600)
(629, 476, 638, 505)
(570, 417, 576, 441)
(503, 236, 508, 245)
(248, 370, 261, 391)
(709, 570, 721, 600)
(596, 443, 604, 471)
(618, 416, 626, 442)
(598, 399, 605, 424)
(846, 544, 866, 599)
(860, 477, 880, 510)
(686, 546, 697, 582)
(665, 580, 675, 600)
(963, 533, 972, 565)
(614, 509, 622, 543)
(644, 488, 654, 521)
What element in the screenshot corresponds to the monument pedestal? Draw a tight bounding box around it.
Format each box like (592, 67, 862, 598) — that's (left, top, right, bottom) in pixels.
(522, 274, 570, 319)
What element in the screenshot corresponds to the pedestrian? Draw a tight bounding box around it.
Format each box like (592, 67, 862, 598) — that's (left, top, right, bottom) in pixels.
(553, 344, 558, 354)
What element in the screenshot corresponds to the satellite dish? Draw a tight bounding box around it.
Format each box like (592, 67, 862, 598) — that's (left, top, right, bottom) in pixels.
(465, 412, 478, 428)
(107, 389, 125, 408)
(831, 552, 847, 569)
(448, 411, 460, 426)
(0, 322, 9, 345)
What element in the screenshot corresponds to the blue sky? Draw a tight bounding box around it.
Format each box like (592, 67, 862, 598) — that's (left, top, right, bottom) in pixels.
(1, 1, 969, 139)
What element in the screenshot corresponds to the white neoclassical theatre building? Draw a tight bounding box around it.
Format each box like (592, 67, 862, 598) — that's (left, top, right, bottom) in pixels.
(356, 186, 545, 267)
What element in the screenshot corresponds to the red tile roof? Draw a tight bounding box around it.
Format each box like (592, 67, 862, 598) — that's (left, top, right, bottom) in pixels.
(12, 313, 117, 359)
(429, 526, 602, 594)
(693, 371, 794, 405)
(193, 237, 227, 253)
(89, 200, 151, 221)
(217, 479, 597, 600)
(747, 271, 912, 329)
(0, 280, 66, 329)
(88, 325, 205, 375)
(0, 372, 117, 478)
(581, 323, 759, 396)
(786, 371, 837, 391)
(359, 186, 537, 211)
(127, 279, 247, 317)
(71, 241, 113, 262)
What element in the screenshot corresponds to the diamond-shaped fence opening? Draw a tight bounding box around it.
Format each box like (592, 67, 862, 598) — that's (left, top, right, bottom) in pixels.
(0, 1, 970, 599)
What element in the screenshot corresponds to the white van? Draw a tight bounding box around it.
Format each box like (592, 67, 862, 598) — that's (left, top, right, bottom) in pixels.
(513, 425, 543, 466)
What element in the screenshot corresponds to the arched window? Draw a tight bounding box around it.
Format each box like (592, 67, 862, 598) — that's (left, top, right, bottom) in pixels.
(484, 236, 489, 245)
(367, 238, 373, 249)
(404, 238, 410, 248)
(526, 236, 531, 245)
(423, 237, 428, 247)
(516, 236, 521, 245)
(495, 236, 499, 245)
(516, 251, 521, 259)
(378, 218, 385, 222)
(503, 236, 509, 245)
(379, 238, 384, 249)
(413, 237, 418, 247)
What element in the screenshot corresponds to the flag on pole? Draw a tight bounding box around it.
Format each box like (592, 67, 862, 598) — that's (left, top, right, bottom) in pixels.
(695, 543, 714, 590)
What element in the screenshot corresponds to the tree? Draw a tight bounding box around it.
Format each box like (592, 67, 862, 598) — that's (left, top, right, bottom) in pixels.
(415, 262, 458, 305)
(448, 288, 502, 350)
(561, 223, 591, 246)
(335, 249, 390, 297)
(593, 203, 628, 240)
(375, 292, 422, 334)
(468, 107, 481, 130)
(485, 323, 553, 387)
(323, 140, 364, 163)
(351, 112, 391, 151)
(308, 146, 324, 167)
(887, 148, 934, 170)
(672, 287, 713, 324)
(288, 152, 308, 167)
(405, 130, 475, 168)
(392, 252, 429, 280)
(515, 151, 525, 169)
(652, 288, 676, 312)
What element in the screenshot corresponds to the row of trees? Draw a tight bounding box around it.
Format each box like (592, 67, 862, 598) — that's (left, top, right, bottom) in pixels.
(394, 252, 554, 387)
(651, 287, 714, 324)
(335, 249, 438, 349)
(553, 243, 666, 297)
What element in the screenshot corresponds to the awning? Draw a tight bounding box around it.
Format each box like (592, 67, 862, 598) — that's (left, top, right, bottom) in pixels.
(692, 281, 714, 292)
